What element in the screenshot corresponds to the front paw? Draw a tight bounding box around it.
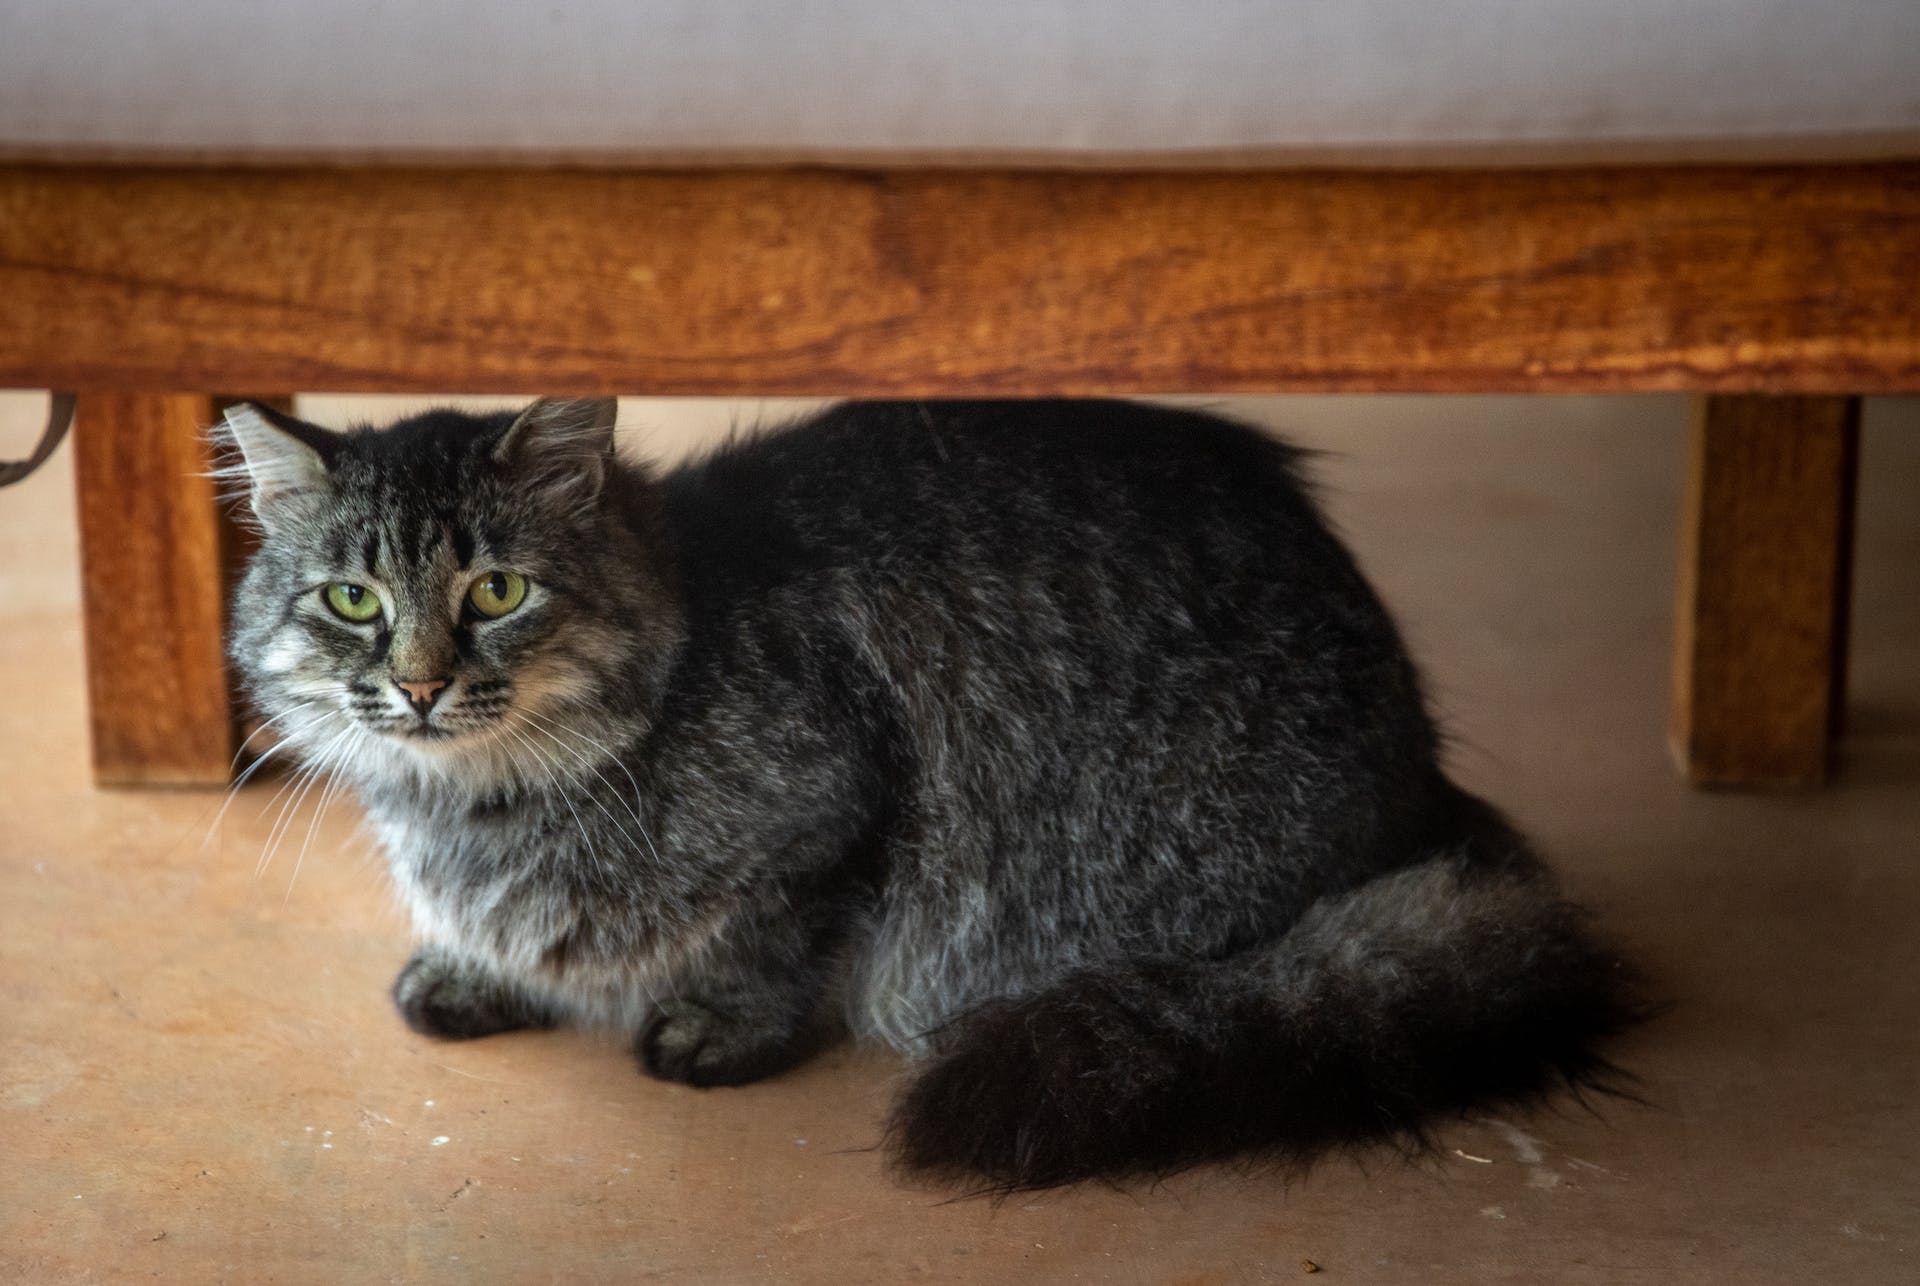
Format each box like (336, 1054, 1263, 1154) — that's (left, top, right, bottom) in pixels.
(391, 949, 551, 1040)
(637, 1001, 807, 1088)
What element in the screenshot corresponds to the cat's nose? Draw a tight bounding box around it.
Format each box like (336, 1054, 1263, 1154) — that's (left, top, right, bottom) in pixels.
(395, 677, 450, 715)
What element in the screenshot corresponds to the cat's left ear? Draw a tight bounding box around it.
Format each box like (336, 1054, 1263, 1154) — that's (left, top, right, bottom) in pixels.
(493, 397, 618, 503)
(216, 401, 339, 532)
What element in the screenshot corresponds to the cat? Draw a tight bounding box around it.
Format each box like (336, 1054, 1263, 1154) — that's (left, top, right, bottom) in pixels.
(220, 396, 1647, 1191)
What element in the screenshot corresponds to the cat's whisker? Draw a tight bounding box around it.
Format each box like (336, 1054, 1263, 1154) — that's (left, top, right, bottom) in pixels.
(515, 708, 659, 858)
(483, 717, 558, 793)
(495, 720, 611, 879)
(286, 736, 355, 903)
(271, 733, 354, 882)
(256, 747, 331, 880)
(257, 722, 354, 881)
(283, 769, 335, 901)
(253, 733, 327, 823)
(229, 700, 319, 772)
(512, 710, 661, 864)
(205, 739, 289, 853)
(510, 718, 656, 868)
(200, 702, 324, 851)
(250, 751, 324, 878)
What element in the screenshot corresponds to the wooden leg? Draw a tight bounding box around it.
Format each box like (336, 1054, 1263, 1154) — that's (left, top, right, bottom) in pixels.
(1670, 395, 1861, 787)
(72, 393, 285, 787)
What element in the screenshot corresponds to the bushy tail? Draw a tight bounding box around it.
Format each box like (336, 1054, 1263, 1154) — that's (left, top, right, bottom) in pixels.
(888, 816, 1649, 1191)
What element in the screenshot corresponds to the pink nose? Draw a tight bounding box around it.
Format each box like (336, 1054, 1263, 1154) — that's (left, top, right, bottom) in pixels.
(395, 677, 449, 713)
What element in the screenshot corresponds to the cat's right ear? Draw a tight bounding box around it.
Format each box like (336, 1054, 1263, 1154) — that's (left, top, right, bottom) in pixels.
(215, 402, 338, 532)
(492, 397, 618, 507)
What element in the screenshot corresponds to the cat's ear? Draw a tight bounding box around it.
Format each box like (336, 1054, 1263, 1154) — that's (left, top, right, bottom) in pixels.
(493, 397, 618, 504)
(215, 401, 338, 531)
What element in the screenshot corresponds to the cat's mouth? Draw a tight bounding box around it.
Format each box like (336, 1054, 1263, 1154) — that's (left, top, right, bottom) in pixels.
(380, 713, 510, 748)
(350, 713, 466, 745)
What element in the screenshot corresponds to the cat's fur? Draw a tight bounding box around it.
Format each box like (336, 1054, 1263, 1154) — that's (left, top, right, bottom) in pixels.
(222, 396, 1646, 1191)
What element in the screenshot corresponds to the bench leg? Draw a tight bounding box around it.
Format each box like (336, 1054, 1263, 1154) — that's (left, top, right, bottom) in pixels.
(1670, 394, 1860, 787)
(73, 392, 286, 786)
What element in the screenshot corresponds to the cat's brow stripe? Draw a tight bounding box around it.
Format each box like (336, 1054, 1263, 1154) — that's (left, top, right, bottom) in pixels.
(394, 513, 417, 567)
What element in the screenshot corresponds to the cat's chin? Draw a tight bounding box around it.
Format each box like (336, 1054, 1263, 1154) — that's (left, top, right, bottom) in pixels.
(389, 723, 506, 754)
(359, 720, 488, 756)
(349, 720, 526, 793)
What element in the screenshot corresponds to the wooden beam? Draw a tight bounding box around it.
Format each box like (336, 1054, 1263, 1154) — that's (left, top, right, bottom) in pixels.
(1670, 395, 1861, 787)
(72, 392, 245, 786)
(1, 163, 1916, 396)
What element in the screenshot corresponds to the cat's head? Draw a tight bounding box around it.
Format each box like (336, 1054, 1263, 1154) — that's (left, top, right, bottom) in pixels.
(220, 398, 676, 788)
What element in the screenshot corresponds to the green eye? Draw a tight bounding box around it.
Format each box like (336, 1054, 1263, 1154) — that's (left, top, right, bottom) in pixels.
(468, 570, 528, 619)
(323, 582, 382, 623)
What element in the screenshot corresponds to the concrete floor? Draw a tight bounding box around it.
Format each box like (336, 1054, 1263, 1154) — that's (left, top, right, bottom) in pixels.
(1, 392, 1915, 1283)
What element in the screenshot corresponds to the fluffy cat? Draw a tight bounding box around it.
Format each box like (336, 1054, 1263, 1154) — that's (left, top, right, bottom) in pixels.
(221, 396, 1646, 1190)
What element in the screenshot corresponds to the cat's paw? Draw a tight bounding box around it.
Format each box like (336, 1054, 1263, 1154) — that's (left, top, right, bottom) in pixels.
(391, 949, 551, 1040)
(636, 1001, 806, 1088)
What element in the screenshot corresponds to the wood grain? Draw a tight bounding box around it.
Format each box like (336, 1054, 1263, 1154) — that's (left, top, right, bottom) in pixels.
(1, 163, 1916, 395)
(72, 393, 239, 786)
(1670, 395, 1861, 787)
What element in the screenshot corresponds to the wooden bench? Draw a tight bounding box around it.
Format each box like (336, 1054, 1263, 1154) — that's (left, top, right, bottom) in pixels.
(2, 162, 1910, 788)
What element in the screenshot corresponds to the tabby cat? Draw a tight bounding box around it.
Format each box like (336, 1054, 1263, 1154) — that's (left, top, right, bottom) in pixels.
(221, 396, 1644, 1190)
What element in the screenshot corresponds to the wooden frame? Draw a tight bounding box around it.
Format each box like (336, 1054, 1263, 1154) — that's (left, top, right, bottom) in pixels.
(1671, 395, 1861, 787)
(3, 163, 1916, 396)
(71, 393, 239, 785)
(3, 162, 1912, 785)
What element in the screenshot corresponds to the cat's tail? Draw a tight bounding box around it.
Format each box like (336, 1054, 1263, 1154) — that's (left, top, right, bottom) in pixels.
(886, 800, 1651, 1192)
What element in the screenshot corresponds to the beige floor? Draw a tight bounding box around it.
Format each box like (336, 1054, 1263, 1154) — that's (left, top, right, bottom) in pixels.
(2, 392, 1915, 1284)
